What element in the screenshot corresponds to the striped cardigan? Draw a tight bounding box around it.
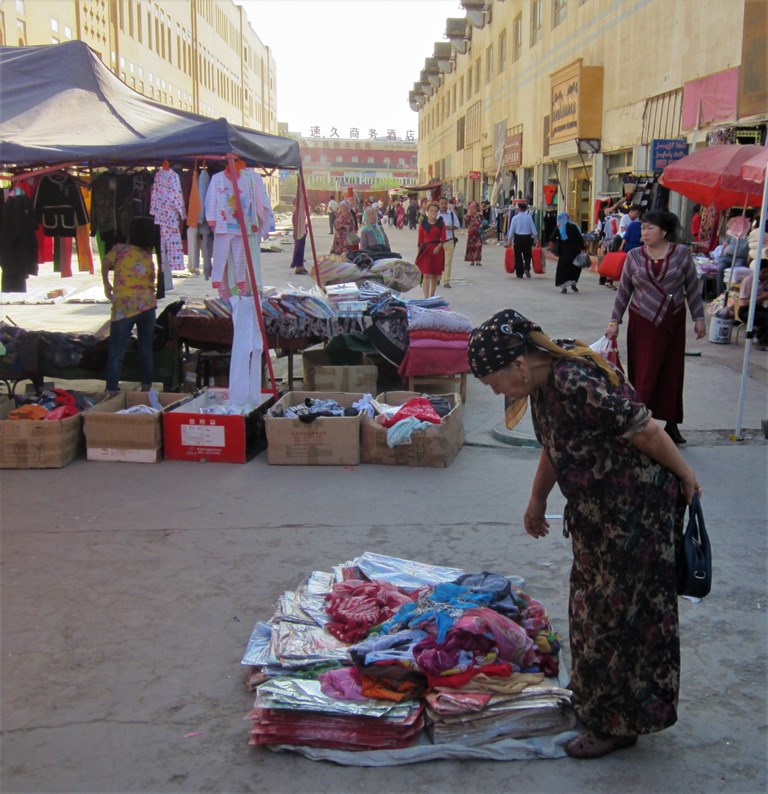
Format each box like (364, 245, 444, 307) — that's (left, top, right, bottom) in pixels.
(610, 243, 705, 327)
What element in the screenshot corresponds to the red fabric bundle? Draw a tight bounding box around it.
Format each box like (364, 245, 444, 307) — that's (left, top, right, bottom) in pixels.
(324, 581, 416, 643)
(380, 397, 442, 428)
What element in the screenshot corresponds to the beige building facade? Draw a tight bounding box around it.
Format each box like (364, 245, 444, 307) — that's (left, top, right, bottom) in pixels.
(1, 0, 280, 200)
(411, 0, 767, 231)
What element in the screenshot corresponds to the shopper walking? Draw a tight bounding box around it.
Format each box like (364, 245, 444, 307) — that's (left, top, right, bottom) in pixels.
(464, 202, 483, 267)
(605, 209, 706, 445)
(550, 212, 586, 293)
(327, 194, 339, 234)
(437, 196, 460, 288)
(406, 198, 419, 230)
(415, 201, 445, 299)
(469, 308, 702, 760)
(330, 200, 355, 256)
(506, 202, 538, 278)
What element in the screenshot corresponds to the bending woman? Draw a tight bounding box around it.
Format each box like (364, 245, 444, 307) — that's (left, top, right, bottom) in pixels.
(469, 308, 702, 759)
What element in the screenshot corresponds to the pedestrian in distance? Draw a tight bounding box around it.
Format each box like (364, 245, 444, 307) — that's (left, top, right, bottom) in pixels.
(550, 211, 586, 293)
(469, 308, 703, 760)
(464, 201, 483, 267)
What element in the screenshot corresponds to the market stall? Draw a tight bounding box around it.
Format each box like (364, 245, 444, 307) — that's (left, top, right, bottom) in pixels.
(0, 40, 317, 403)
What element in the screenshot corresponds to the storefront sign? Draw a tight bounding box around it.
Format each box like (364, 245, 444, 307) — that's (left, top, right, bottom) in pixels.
(651, 139, 689, 170)
(468, 170, 481, 180)
(549, 60, 603, 145)
(503, 131, 523, 169)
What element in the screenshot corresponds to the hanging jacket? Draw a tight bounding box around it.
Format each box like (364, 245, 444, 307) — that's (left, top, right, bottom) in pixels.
(0, 193, 39, 292)
(33, 173, 89, 237)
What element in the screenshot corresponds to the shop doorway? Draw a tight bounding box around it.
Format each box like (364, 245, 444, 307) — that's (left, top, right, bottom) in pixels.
(568, 167, 592, 232)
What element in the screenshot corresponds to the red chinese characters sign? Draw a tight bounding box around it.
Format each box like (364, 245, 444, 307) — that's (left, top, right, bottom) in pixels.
(503, 131, 523, 169)
(468, 170, 481, 180)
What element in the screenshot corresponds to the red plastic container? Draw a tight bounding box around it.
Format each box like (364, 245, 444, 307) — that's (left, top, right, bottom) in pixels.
(531, 245, 544, 274)
(598, 252, 628, 281)
(504, 246, 515, 274)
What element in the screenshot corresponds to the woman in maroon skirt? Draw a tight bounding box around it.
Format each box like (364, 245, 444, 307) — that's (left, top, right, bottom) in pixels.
(604, 210, 706, 445)
(415, 201, 445, 298)
(464, 202, 483, 266)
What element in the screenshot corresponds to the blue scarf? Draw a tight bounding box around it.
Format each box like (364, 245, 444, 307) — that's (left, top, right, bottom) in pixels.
(557, 212, 569, 240)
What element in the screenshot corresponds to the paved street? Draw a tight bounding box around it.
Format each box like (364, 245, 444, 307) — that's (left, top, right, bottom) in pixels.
(1, 221, 766, 793)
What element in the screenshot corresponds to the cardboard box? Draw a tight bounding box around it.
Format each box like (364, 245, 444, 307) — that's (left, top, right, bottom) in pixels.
(0, 393, 102, 469)
(84, 392, 189, 463)
(302, 350, 378, 394)
(361, 391, 464, 468)
(163, 388, 275, 463)
(265, 391, 363, 465)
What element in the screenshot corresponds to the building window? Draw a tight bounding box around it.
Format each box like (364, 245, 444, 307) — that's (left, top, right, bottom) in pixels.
(367, 157, 374, 164)
(50, 18, 58, 32)
(464, 70, 470, 100)
(531, 0, 543, 46)
(398, 158, 405, 166)
(452, 83, 457, 110)
(52, 36, 59, 44)
(335, 156, 343, 162)
(64, 25, 71, 38)
(456, 116, 465, 151)
(120, 56, 125, 68)
(498, 30, 506, 73)
(15, 0, 24, 13)
(303, 155, 311, 164)
(552, 0, 567, 28)
(513, 13, 523, 61)
(474, 57, 480, 93)
(351, 156, 359, 163)
(485, 45, 493, 84)
(411, 156, 417, 166)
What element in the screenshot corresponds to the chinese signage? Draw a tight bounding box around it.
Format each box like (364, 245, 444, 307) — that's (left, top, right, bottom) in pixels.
(468, 170, 481, 180)
(309, 127, 415, 141)
(503, 131, 523, 169)
(651, 139, 689, 171)
(549, 60, 603, 145)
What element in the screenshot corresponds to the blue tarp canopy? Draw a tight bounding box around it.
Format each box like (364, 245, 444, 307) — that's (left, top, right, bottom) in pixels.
(0, 40, 301, 170)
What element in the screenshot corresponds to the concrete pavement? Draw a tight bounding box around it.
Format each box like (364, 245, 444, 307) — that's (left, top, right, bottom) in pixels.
(1, 221, 766, 793)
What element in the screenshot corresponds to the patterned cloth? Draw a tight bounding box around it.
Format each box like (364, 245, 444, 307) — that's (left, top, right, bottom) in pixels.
(331, 207, 355, 256)
(149, 169, 185, 271)
(464, 213, 483, 263)
(530, 358, 683, 736)
(101, 243, 156, 321)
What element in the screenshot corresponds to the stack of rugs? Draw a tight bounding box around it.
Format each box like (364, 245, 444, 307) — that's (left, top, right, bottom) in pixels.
(398, 306, 473, 383)
(242, 552, 577, 765)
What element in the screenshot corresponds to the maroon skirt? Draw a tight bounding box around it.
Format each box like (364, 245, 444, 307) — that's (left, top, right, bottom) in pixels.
(627, 307, 686, 423)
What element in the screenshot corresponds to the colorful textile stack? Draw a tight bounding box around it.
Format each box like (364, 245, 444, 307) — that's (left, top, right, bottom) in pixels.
(242, 553, 575, 759)
(398, 306, 472, 381)
(7, 388, 97, 420)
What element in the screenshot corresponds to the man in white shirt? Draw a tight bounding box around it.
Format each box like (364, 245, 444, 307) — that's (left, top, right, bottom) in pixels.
(505, 203, 538, 278)
(438, 197, 460, 288)
(327, 195, 339, 234)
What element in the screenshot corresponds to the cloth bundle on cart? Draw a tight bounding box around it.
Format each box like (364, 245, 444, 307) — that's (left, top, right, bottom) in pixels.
(241, 552, 577, 765)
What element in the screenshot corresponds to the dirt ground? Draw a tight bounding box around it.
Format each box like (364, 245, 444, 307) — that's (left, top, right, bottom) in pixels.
(1, 222, 766, 793)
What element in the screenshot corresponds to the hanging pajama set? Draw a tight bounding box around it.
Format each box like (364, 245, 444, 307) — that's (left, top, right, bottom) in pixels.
(187, 168, 213, 278)
(149, 169, 186, 273)
(205, 169, 272, 409)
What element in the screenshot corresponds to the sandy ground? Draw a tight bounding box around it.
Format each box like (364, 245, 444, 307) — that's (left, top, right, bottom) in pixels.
(1, 221, 766, 793)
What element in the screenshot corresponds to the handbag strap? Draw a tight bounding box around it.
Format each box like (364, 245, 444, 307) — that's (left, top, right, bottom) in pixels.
(687, 492, 705, 545)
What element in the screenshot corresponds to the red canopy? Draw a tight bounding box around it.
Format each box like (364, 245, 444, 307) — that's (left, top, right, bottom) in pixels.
(659, 144, 765, 210)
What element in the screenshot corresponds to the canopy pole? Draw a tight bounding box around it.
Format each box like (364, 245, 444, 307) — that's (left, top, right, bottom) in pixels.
(733, 149, 768, 439)
(299, 168, 322, 291)
(225, 152, 279, 398)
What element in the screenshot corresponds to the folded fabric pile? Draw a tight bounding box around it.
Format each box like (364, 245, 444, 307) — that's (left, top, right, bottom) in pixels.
(311, 256, 421, 293)
(367, 394, 453, 447)
(268, 396, 370, 422)
(7, 388, 97, 421)
(399, 306, 473, 381)
(242, 552, 574, 757)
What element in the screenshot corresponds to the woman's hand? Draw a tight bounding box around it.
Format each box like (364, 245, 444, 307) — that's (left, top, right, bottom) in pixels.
(605, 323, 618, 338)
(680, 469, 703, 505)
(524, 497, 550, 539)
(694, 319, 706, 339)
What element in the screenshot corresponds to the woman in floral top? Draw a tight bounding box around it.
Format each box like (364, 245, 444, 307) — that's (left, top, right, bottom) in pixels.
(101, 217, 157, 394)
(468, 309, 702, 759)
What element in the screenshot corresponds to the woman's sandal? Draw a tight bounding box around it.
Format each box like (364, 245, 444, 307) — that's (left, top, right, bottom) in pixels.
(293, 268, 309, 275)
(565, 731, 638, 759)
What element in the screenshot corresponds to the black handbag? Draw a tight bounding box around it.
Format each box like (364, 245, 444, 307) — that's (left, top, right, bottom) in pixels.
(677, 493, 712, 598)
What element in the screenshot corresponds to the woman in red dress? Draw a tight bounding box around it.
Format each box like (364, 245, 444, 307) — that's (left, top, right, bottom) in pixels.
(415, 201, 445, 298)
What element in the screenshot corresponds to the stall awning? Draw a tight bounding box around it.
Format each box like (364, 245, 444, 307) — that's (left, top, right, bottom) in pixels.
(0, 41, 300, 169)
(408, 181, 444, 192)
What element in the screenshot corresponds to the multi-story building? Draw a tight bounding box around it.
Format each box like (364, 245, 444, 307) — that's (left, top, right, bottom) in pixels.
(279, 128, 418, 194)
(410, 0, 767, 231)
(0, 0, 280, 201)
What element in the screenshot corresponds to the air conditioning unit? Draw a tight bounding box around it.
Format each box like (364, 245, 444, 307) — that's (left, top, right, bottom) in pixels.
(445, 18, 471, 55)
(462, 0, 491, 28)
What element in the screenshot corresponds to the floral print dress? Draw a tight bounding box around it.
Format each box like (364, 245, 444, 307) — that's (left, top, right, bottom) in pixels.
(464, 213, 483, 263)
(530, 357, 684, 736)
